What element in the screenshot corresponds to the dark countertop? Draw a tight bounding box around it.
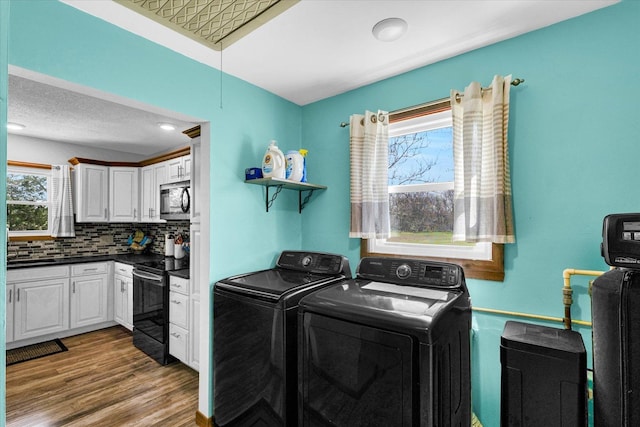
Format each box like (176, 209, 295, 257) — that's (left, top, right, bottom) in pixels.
(168, 269, 190, 279)
(7, 253, 165, 270)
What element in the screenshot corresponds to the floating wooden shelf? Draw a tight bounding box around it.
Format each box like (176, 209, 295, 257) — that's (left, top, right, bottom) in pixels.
(245, 177, 327, 213)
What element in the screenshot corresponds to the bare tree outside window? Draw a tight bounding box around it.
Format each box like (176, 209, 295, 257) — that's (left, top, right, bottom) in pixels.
(387, 127, 464, 245)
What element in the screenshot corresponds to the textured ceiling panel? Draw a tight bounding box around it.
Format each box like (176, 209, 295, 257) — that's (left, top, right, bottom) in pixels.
(115, 0, 299, 50)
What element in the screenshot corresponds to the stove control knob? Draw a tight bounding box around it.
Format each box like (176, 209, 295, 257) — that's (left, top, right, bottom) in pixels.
(302, 255, 313, 267)
(396, 263, 412, 279)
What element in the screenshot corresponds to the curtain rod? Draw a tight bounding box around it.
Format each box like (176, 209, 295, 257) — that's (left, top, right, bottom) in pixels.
(339, 77, 525, 127)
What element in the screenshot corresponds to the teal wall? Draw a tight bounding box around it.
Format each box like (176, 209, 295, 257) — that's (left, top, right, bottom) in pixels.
(301, 1, 640, 424)
(3, 0, 640, 425)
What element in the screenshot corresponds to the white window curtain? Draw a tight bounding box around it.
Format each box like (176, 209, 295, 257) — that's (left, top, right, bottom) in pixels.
(349, 110, 390, 239)
(51, 164, 75, 237)
(451, 75, 515, 244)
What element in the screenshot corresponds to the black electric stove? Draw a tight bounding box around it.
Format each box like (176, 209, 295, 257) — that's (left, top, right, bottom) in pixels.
(132, 256, 189, 365)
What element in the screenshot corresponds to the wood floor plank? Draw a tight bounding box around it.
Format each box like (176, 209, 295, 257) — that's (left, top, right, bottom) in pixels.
(6, 326, 199, 427)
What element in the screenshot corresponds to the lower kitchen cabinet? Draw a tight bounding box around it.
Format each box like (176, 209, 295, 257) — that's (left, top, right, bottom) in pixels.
(169, 274, 198, 371)
(189, 296, 200, 370)
(114, 262, 134, 330)
(6, 284, 15, 343)
(6, 262, 116, 349)
(71, 276, 108, 328)
(14, 277, 70, 341)
(169, 323, 189, 362)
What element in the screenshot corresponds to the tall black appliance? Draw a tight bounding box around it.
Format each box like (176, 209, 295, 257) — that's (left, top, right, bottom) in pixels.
(213, 251, 351, 427)
(132, 256, 189, 365)
(592, 213, 640, 426)
(298, 257, 471, 426)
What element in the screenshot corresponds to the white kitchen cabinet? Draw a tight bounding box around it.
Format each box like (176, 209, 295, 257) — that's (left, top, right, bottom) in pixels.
(166, 155, 191, 183)
(13, 277, 70, 341)
(169, 291, 189, 329)
(70, 262, 110, 329)
(140, 162, 167, 222)
(114, 262, 134, 331)
(168, 274, 198, 369)
(189, 296, 200, 370)
(190, 224, 200, 297)
(190, 137, 201, 223)
(169, 323, 189, 363)
(74, 163, 109, 222)
(109, 167, 139, 222)
(6, 284, 14, 343)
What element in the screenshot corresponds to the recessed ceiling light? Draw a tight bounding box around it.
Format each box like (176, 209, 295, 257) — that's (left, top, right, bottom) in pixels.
(158, 122, 176, 131)
(7, 122, 26, 131)
(372, 18, 408, 42)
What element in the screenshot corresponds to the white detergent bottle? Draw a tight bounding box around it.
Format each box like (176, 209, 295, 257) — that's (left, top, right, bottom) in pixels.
(285, 150, 304, 181)
(262, 140, 286, 179)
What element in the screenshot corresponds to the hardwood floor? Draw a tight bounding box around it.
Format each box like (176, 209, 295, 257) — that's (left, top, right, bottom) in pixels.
(6, 326, 199, 426)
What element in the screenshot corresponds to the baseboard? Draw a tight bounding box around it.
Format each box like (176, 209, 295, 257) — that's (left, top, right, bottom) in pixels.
(195, 410, 213, 427)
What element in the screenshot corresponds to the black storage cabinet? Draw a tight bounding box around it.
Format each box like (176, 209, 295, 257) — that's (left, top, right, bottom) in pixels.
(500, 321, 587, 426)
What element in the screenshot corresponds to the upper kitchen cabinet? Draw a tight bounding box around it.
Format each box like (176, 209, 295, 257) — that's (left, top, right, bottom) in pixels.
(74, 163, 109, 222)
(141, 162, 167, 222)
(166, 155, 191, 183)
(109, 167, 140, 222)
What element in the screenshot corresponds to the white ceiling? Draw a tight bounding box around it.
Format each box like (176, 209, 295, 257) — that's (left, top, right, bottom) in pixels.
(8, 0, 619, 155)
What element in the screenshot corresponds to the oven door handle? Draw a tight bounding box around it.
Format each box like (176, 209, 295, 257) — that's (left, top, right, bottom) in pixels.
(132, 269, 164, 282)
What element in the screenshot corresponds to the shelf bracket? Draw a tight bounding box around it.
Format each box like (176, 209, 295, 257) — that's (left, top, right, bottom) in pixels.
(299, 189, 316, 213)
(265, 185, 283, 212)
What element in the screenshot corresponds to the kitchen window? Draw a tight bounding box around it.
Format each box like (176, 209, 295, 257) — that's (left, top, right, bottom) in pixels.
(362, 99, 504, 281)
(6, 164, 52, 238)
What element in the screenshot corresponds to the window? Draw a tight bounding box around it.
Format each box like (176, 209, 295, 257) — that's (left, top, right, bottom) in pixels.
(362, 100, 504, 281)
(7, 165, 52, 238)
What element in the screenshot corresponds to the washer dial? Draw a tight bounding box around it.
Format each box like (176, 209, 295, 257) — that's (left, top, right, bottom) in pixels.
(396, 263, 412, 279)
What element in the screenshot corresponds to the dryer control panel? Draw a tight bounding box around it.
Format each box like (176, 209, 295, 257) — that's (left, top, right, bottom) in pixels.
(276, 251, 352, 277)
(357, 257, 465, 289)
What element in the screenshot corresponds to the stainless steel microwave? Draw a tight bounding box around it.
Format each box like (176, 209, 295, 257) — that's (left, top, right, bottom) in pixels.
(160, 181, 190, 220)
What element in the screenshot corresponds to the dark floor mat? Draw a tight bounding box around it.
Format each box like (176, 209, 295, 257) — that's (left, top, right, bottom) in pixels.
(6, 339, 68, 366)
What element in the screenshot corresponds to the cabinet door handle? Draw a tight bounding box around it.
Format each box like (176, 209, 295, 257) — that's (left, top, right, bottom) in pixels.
(134, 208, 137, 219)
(171, 332, 181, 338)
(171, 299, 181, 304)
(149, 208, 153, 218)
(16, 288, 20, 302)
(8, 289, 12, 303)
(84, 268, 98, 272)
(72, 282, 76, 293)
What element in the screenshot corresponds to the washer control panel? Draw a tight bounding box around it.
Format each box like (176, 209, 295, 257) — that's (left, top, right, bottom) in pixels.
(276, 251, 352, 277)
(357, 257, 463, 289)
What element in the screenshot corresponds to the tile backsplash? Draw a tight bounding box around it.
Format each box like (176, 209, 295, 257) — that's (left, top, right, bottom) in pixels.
(7, 221, 190, 263)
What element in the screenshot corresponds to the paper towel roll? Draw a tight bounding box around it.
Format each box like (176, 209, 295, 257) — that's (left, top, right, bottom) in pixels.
(165, 235, 175, 257)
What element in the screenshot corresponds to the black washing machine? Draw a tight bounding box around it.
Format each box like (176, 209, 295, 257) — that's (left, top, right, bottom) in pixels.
(213, 251, 351, 427)
(298, 257, 471, 426)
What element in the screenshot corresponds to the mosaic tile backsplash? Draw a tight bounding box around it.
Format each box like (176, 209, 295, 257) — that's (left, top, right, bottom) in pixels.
(7, 221, 190, 263)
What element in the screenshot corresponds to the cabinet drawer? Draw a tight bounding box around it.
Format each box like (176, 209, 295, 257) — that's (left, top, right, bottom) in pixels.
(169, 323, 189, 362)
(114, 262, 133, 278)
(169, 291, 189, 329)
(7, 265, 69, 282)
(169, 276, 190, 296)
(71, 262, 109, 276)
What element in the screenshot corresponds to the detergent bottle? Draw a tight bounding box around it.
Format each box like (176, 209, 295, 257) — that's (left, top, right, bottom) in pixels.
(285, 150, 304, 182)
(262, 140, 286, 179)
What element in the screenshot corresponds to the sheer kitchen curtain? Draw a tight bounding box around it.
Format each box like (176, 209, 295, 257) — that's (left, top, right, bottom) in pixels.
(451, 75, 515, 243)
(349, 110, 390, 238)
(51, 164, 75, 237)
